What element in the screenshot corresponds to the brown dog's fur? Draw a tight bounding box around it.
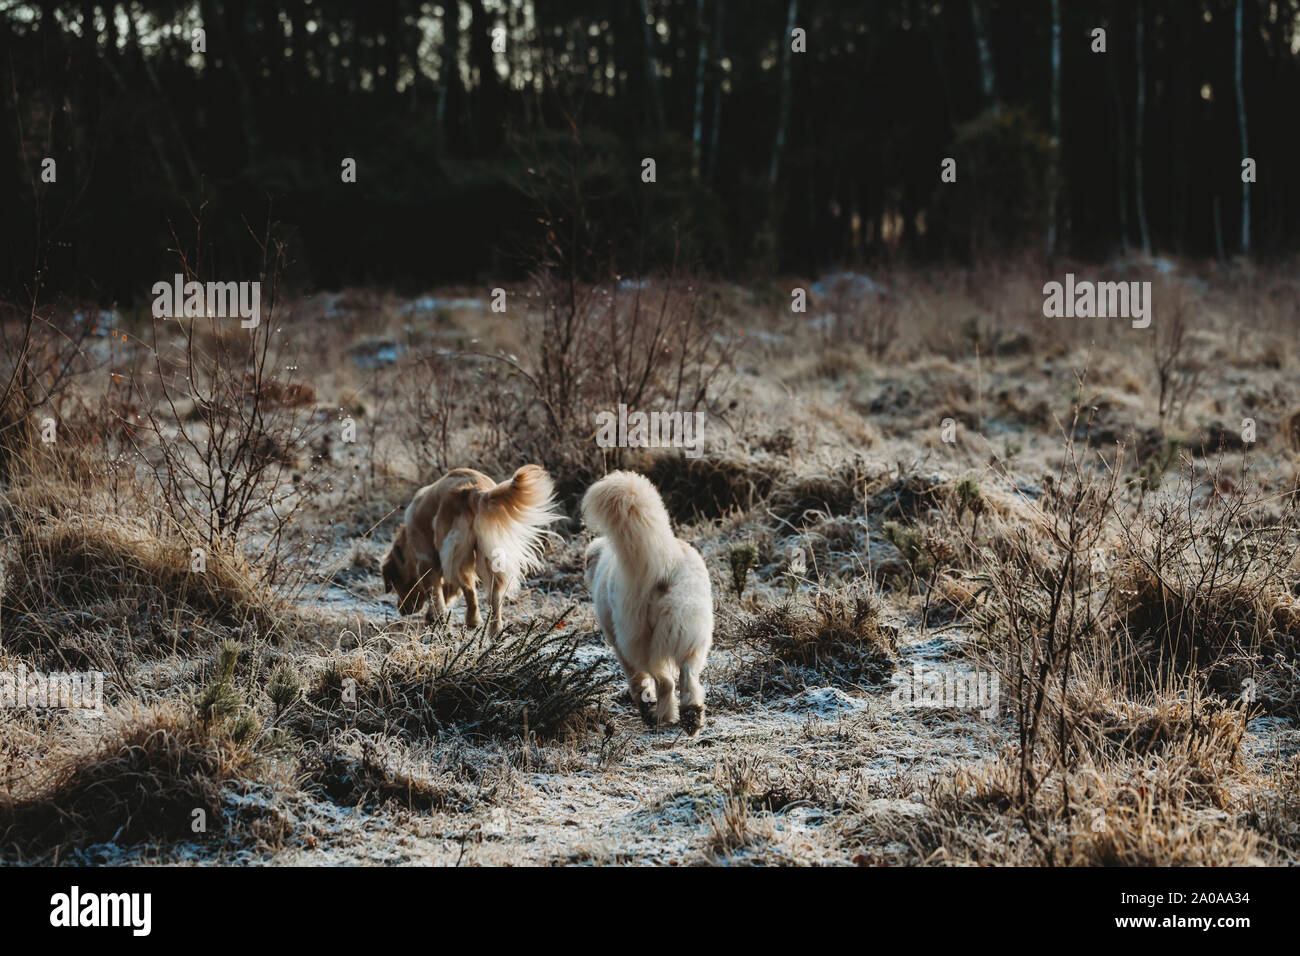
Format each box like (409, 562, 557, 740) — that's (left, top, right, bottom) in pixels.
(381, 465, 558, 635)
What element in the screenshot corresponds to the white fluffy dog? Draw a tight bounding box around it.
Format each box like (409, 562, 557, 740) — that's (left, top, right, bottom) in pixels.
(582, 471, 714, 734)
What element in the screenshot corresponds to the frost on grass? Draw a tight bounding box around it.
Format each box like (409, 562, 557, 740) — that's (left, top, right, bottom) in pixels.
(728, 590, 898, 698)
(300, 612, 607, 743)
(0, 702, 286, 859)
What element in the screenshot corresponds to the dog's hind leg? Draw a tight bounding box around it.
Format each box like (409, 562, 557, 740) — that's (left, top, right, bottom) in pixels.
(462, 586, 481, 630)
(486, 575, 505, 638)
(629, 672, 657, 727)
(679, 651, 707, 735)
(425, 573, 447, 624)
(653, 672, 679, 726)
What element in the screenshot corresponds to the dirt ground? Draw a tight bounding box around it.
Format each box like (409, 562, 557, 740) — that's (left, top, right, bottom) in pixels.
(3, 260, 1299, 865)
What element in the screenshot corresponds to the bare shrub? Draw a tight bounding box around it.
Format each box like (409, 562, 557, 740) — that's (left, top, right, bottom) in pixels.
(0, 299, 96, 480)
(953, 435, 1297, 862)
(1150, 280, 1204, 425)
(973, 433, 1124, 811)
(388, 348, 533, 482)
(1111, 460, 1300, 716)
(134, 244, 321, 579)
(512, 269, 733, 482)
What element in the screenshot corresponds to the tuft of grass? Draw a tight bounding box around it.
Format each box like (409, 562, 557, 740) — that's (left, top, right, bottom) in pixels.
(636, 452, 780, 522)
(301, 731, 473, 812)
(268, 663, 304, 721)
(1113, 558, 1300, 717)
(1, 514, 283, 665)
(768, 467, 862, 526)
(953, 475, 984, 522)
(733, 590, 897, 695)
(728, 541, 759, 597)
(0, 703, 275, 857)
(302, 611, 607, 741)
(848, 711, 1266, 866)
(704, 795, 770, 861)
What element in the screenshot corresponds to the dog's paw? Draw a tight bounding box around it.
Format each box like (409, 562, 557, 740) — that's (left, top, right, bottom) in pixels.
(679, 704, 705, 736)
(636, 691, 658, 728)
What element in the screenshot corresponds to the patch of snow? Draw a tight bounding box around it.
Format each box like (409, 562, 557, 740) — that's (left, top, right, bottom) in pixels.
(810, 271, 888, 299)
(349, 339, 407, 369)
(401, 296, 485, 314)
(787, 686, 869, 715)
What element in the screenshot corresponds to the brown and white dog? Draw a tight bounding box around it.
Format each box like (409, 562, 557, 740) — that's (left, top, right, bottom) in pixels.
(582, 471, 714, 735)
(382, 465, 559, 635)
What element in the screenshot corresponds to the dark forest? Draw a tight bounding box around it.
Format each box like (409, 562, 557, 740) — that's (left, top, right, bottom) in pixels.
(1, 0, 1294, 303)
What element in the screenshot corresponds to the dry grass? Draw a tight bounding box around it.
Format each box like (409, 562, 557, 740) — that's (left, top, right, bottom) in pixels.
(2, 511, 283, 667)
(300, 731, 475, 812)
(299, 613, 606, 743)
(845, 695, 1266, 866)
(636, 451, 781, 523)
(2, 263, 1297, 865)
(730, 589, 897, 696)
(767, 464, 866, 526)
(0, 703, 281, 858)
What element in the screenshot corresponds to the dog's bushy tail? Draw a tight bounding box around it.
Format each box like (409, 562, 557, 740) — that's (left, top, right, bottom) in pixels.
(473, 465, 560, 594)
(581, 471, 676, 582)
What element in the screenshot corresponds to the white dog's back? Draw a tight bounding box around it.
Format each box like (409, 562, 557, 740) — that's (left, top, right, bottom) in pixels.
(582, 471, 713, 733)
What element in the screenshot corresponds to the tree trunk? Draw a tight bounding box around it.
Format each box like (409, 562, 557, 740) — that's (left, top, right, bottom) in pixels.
(692, 0, 707, 178)
(1046, 0, 1062, 258)
(768, 0, 799, 188)
(1134, 0, 1152, 255)
(637, 0, 664, 128)
(707, 0, 725, 181)
(1107, 49, 1130, 255)
(468, 0, 500, 149)
(1235, 0, 1250, 254)
(290, 0, 309, 92)
(970, 0, 999, 113)
(437, 2, 461, 141)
